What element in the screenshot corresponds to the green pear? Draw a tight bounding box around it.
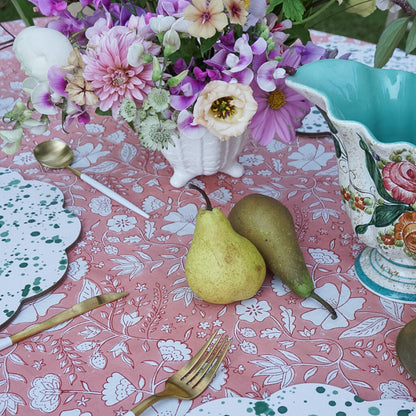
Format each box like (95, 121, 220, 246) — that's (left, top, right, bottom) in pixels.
(228, 193, 337, 319)
(185, 185, 266, 304)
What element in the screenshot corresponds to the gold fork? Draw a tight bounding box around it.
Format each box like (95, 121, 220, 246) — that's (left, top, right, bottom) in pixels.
(124, 330, 232, 416)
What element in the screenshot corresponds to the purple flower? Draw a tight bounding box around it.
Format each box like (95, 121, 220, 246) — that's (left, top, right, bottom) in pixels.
(156, 0, 191, 16)
(88, 0, 112, 9)
(226, 35, 256, 73)
(169, 76, 205, 111)
(31, 82, 59, 115)
(205, 34, 267, 85)
(257, 61, 286, 92)
(194, 66, 223, 82)
(268, 17, 291, 46)
(249, 78, 311, 145)
(256, 48, 301, 91)
(30, 0, 67, 16)
(292, 41, 326, 65)
(66, 103, 91, 126)
(177, 110, 206, 139)
(115, 3, 147, 26)
(47, 66, 67, 96)
(47, 8, 104, 44)
(245, 0, 267, 28)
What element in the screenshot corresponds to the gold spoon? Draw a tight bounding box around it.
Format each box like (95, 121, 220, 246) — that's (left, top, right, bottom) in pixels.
(34, 140, 149, 219)
(396, 318, 416, 378)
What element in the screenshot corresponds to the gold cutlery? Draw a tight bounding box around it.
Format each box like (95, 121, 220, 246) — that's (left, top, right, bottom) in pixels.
(33, 140, 150, 219)
(125, 329, 232, 416)
(0, 292, 128, 350)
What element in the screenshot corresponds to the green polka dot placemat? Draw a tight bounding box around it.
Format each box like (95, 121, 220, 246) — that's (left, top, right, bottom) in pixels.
(0, 168, 81, 328)
(186, 384, 415, 415)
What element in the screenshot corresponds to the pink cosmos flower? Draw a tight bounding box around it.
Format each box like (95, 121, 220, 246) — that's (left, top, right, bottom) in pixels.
(83, 27, 154, 115)
(249, 78, 311, 145)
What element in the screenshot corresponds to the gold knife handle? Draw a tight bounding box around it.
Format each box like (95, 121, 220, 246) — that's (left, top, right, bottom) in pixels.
(10, 304, 85, 344)
(7, 292, 128, 346)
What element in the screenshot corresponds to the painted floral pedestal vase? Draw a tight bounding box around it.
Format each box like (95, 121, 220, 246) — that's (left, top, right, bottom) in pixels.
(161, 129, 249, 188)
(287, 59, 416, 303)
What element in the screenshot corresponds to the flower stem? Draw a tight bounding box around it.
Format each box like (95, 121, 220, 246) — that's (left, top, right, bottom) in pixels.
(10, 0, 35, 26)
(392, 0, 416, 16)
(146, 1, 156, 13)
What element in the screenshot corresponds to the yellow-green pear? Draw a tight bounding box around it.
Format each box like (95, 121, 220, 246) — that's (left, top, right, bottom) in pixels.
(185, 185, 266, 304)
(228, 193, 337, 319)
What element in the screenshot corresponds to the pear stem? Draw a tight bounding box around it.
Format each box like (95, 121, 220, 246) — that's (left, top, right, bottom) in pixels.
(310, 291, 337, 319)
(189, 184, 213, 211)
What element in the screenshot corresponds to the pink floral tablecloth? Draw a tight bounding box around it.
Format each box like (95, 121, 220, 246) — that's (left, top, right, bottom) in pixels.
(1, 20, 416, 416)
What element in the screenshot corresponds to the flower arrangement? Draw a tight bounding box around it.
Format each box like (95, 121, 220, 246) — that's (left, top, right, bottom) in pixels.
(2, 0, 364, 154)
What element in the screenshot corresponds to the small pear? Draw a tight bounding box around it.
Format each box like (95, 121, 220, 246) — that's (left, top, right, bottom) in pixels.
(185, 185, 266, 304)
(228, 193, 337, 319)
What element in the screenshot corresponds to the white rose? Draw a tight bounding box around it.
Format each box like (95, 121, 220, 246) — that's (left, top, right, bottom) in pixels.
(13, 26, 73, 82)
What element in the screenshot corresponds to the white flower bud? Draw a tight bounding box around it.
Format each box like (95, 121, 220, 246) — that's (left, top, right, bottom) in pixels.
(127, 43, 145, 67)
(163, 29, 181, 55)
(149, 15, 175, 33)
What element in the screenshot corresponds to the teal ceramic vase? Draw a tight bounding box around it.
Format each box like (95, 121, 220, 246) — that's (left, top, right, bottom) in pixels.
(287, 59, 416, 303)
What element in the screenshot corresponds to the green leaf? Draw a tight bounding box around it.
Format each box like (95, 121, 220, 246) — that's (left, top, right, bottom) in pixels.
(95, 108, 112, 117)
(317, 107, 338, 135)
(200, 33, 221, 57)
(281, 0, 306, 22)
(168, 37, 201, 66)
(406, 16, 416, 54)
(267, 0, 283, 14)
(10, 0, 35, 26)
(285, 24, 311, 45)
(374, 17, 409, 68)
(355, 204, 411, 234)
(407, 0, 416, 10)
(332, 136, 342, 159)
(267, 0, 305, 21)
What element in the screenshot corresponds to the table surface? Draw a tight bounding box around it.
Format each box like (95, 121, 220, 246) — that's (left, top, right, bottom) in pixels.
(1, 19, 416, 416)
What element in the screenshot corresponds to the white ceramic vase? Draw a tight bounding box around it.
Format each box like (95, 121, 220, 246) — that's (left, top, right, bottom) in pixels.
(161, 129, 249, 188)
(287, 59, 416, 303)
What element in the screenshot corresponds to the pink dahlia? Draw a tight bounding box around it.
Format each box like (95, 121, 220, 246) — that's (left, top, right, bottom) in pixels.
(83, 28, 154, 115)
(249, 78, 311, 145)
